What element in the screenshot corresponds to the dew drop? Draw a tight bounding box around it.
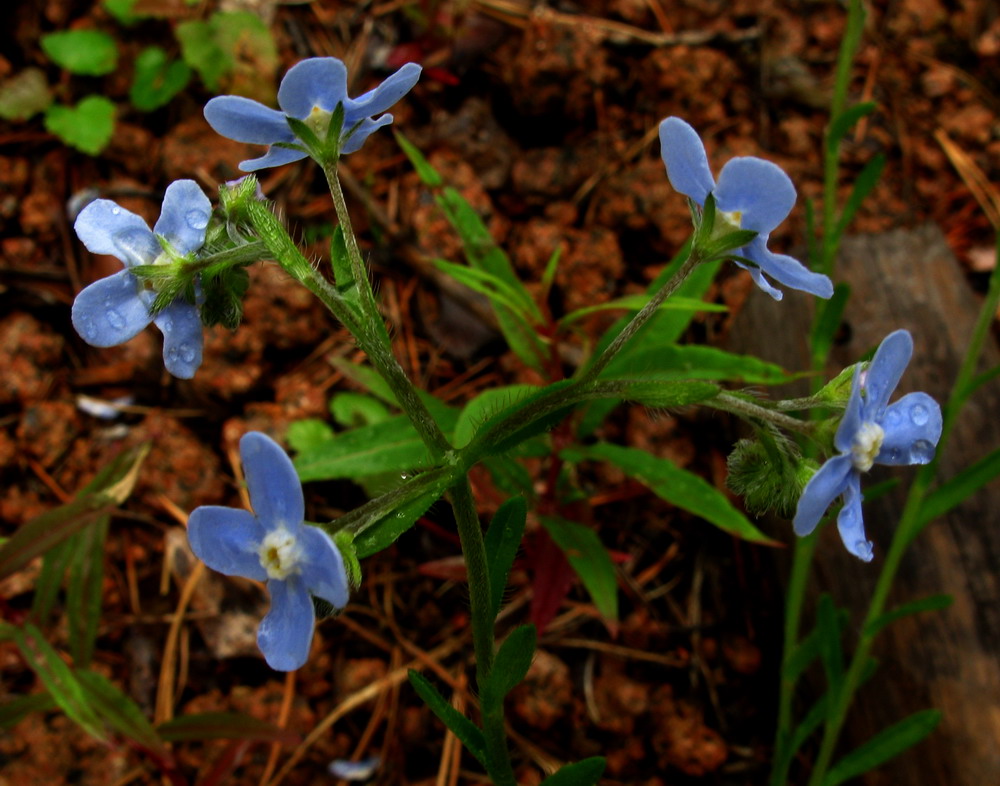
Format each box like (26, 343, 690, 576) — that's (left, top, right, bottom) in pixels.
(910, 403, 929, 426)
(883, 408, 902, 427)
(111, 207, 121, 216)
(160, 316, 174, 334)
(180, 344, 196, 364)
(186, 209, 209, 230)
(912, 439, 935, 463)
(106, 308, 126, 330)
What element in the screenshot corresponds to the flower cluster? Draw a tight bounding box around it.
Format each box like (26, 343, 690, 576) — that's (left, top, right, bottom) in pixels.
(71, 179, 210, 379)
(793, 330, 942, 560)
(659, 117, 833, 301)
(204, 57, 421, 171)
(188, 432, 349, 671)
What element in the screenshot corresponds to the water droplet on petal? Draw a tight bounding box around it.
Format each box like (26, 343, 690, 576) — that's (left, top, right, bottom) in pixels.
(160, 316, 173, 334)
(106, 308, 126, 330)
(854, 540, 874, 561)
(186, 209, 209, 230)
(910, 403, 929, 426)
(113, 228, 157, 266)
(180, 344, 196, 364)
(111, 207, 121, 216)
(912, 439, 935, 463)
(883, 408, 902, 428)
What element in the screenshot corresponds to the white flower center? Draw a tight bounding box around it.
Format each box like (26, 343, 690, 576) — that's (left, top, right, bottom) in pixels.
(257, 526, 303, 580)
(719, 209, 743, 229)
(305, 105, 334, 136)
(851, 421, 885, 472)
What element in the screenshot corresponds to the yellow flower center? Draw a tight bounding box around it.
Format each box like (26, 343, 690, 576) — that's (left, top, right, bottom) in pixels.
(258, 527, 302, 580)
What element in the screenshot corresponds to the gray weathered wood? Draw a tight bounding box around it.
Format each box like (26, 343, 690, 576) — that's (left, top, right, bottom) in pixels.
(728, 224, 1000, 785)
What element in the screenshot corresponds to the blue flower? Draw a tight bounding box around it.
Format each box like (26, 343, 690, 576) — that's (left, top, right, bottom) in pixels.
(71, 180, 210, 379)
(188, 432, 349, 671)
(658, 116, 833, 300)
(204, 57, 422, 171)
(793, 330, 942, 561)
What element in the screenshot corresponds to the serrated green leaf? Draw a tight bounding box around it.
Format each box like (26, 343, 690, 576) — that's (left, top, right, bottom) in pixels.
(865, 594, 952, 637)
(485, 497, 528, 618)
(824, 710, 941, 786)
(0, 693, 57, 729)
(130, 47, 191, 111)
(13, 624, 105, 741)
(294, 415, 435, 482)
(41, 30, 118, 76)
(44, 96, 115, 155)
(489, 625, 536, 703)
(0, 68, 51, 121)
(917, 446, 1000, 526)
(540, 756, 607, 785)
(455, 385, 539, 449)
(408, 671, 486, 765)
(76, 670, 164, 754)
(157, 712, 298, 744)
(566, 442, 775, 544)
(541, 517, 618, 621)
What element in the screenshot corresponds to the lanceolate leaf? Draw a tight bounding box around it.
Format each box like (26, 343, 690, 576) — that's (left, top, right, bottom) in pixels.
(540, 757, 607, 785)
(484, 497, 528, 618)
(566, 442, 775, 544)
(67, 515, 110, 667)
(601, 343, 792, 385)
(354, 485, 447, 559)
(0, 693, 57, 730)
(824, 710, 942, 786)
(917, 446, 1000, 526)
(864, 594, 953, 637)
(541, 517, 618, 622)
(408, 671, 486, 765)
(76, 670, 165, 755)
(455, 386, 539, 449)
(488, 625, 537, 705)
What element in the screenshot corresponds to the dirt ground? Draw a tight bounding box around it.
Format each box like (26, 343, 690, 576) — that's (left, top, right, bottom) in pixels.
(1, 1, 998, 784)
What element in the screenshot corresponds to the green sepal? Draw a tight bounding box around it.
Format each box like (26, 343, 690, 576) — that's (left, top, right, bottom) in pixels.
(334, 529, 363, 591)
(284, 114, 322, 154)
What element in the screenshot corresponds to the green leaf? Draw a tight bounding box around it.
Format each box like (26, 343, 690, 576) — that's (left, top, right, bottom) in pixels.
(103, 0, 142, 23)
(176, 11, 275, 91)
(0, 693, 56, 729)
(811, 282, 851, 362)
(455, 385, 539, 449)
(566, 442, 775, 544)
(12, 624, 106, 741)
(606, 378, 720, 409)
(541, 517, 618, 621)
(559, 294, 726, 328)
(824, 710, 941, 786)
(783, 627, 821, 683)
(329, 225, 361, 308)
(484, 497, 528, 618)
(865, 594, 952, 637)
(917, 446, 1000, 526)
(353, 485, 446, 559)
(827, 102, 878, 155)
(0, 68, 52, 121)
(156, 712, 298, 744)
(394, 131, 443, 187)
(833, 153, 885, 244)
(488, 625, 537, 704)
(67, 516, 109, 667)
(602, 343, 792, 385)
(31, 537, 76, 624)
(44, 96, 115, 155)
(286, 419, 335, 453)
(294, 415, 435, 482)
(433, 259, 539, 325)
(330, 392, 391, 428)
(41, 30, 118, 76)
(407, 672, 486, 765)
(0, 444, 148, 582)
(130, 47, 191, 111)
(816, 593, 844, 696)
(76, 670, 164, 754)
(470, 380, 576, 457)
(540, 757, 607, 785)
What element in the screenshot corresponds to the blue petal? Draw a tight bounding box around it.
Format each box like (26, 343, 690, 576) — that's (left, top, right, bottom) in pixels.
(876, 392, 942, 466)
(155, 300, 203, 379)
(793, 454, 853, 536)
(836, 474, 873, 561)
(258, 576, 315, 671)
(297, 526, 349, 609)
(72, 270, 153, 347)
(204, 96, 291, 144)
(240, 145, 310, 172)
(714, 157, 796, 234)
(153, 180, 211, 257)
(277, 57, 348, 117)
(863, 330, 913, 419)
(75, 200, 158, 266)
(240, 432, 304, 530)
(658, 117, 715, 205)
(736, 253, 784, 300)
(340, 115, 394, 155)
(187, 506, 268, 581)
(835, 367, 865, 454)
(744, 241, 834, 299)
(344, 62, 421, 118)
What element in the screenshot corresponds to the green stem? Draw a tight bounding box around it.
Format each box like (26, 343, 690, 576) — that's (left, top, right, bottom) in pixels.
(450, 478, 517, 785)
(707, 393, 820, 438)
